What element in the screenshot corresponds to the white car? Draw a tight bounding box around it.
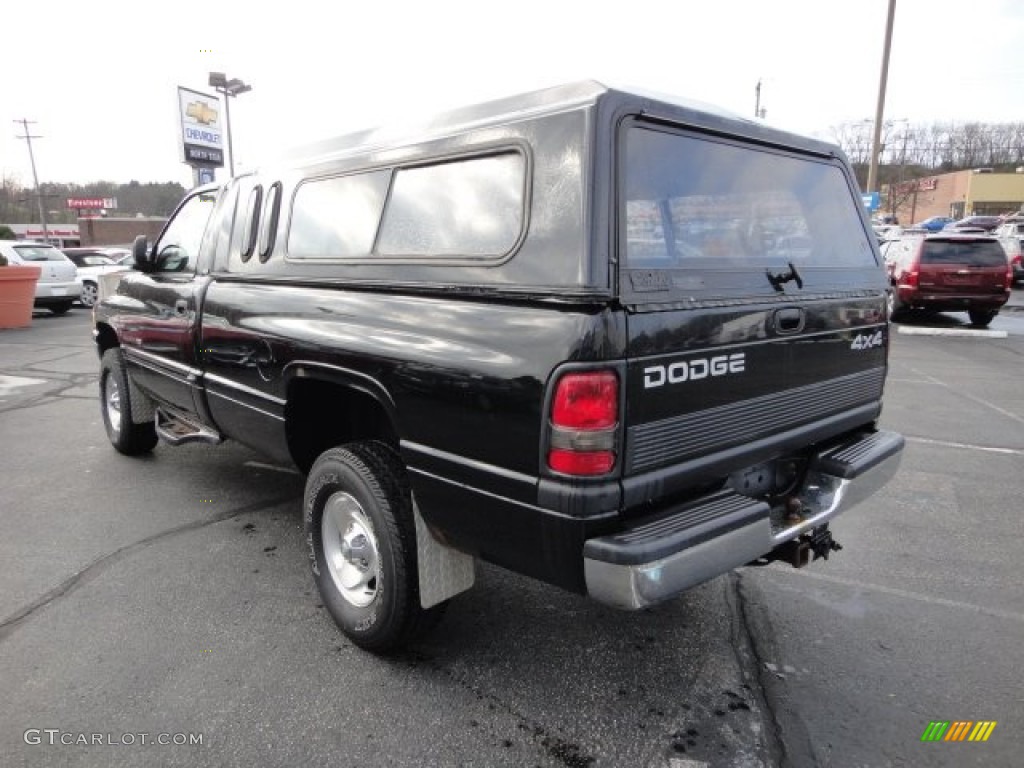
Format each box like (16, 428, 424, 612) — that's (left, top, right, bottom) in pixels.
(61, 248, 132, 307)
(0, 241, 80, 315)
(993, 221, 1024, 285)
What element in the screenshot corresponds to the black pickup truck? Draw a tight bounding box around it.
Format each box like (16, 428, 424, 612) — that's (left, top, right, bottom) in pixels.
(93, 82, 903, 651)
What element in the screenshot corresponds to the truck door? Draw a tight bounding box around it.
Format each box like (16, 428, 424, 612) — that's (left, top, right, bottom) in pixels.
(118, 189, 219, 415)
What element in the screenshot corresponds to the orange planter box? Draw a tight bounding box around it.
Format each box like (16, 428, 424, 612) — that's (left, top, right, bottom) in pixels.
(0, 265, 42, 329)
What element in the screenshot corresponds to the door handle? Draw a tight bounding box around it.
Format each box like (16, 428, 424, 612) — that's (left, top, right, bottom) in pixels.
(173, 300, 189, 317)
(772, 307, 805, 335)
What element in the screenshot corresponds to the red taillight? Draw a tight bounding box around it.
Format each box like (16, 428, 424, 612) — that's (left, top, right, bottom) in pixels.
(551, 372, 618, 429)
(547, 371, 618, 476)
(904, 251, 921, 288)
(548, 448, 615, 475)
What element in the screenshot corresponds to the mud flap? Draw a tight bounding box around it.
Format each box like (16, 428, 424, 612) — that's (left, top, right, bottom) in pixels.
(413, 497, 475, 609)
(126, 374, 156, 424)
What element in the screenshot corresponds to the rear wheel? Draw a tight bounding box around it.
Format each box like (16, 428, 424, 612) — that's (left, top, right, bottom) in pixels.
(887, 287, 906, 320)
(305, 441, 445, 652)
(968, 309, 997, 328)
(48, 301, 73, 315)
(100, 348, 158, 455)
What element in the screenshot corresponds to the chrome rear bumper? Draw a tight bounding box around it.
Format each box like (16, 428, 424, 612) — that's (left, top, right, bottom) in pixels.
(584, 429, 904, 609)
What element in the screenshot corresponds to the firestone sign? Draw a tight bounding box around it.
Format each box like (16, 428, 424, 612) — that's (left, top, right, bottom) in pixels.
(177, 86, 224, 168)
(67, 198, 117, 209)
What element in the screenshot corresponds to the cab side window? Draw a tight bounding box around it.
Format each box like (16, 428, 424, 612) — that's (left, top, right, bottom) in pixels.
(153, 192, 217, 273)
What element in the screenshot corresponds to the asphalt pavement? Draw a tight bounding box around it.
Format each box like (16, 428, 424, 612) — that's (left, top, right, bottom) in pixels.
(1, 295, 1022, 768)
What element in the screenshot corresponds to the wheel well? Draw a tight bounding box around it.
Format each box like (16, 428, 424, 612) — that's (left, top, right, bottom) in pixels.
(285, 378, 399, 474)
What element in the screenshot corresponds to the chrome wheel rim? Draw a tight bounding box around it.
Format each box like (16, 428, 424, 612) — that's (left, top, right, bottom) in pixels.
(321, 492, 380, 608)
(105, 376, 122, 432)
(81, 282, 98, 307)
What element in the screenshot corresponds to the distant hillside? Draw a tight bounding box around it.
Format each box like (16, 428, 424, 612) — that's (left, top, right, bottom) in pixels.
(0, 178, 187, 225)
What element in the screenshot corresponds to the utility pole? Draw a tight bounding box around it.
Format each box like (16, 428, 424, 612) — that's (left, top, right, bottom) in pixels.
(866, 0, 897, 195)
(14, 119, 50, 244)
(754, 79, 766, 119)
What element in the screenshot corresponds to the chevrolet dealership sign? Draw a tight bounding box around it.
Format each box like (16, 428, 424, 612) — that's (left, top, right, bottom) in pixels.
(177, 86, 224, 168)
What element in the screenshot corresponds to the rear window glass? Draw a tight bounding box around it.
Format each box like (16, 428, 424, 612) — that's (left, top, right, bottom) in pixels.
(920, 240, 1008, 267)
(622, 125, 876, 279)
(13, 245, 66, 262)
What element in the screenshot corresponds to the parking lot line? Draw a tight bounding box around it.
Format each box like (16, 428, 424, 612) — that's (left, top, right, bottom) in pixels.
(765, 567, 1024, 625)
(905, 436, 1024, 456)
(898, 327, 1008, 338)
(907, 365, 1024, 426)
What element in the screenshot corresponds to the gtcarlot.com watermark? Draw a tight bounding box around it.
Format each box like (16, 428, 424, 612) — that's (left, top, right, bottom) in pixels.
(24, 729, 203, 747)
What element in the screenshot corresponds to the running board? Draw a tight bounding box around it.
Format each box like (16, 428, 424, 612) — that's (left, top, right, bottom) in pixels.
(155, 408, 224, 446)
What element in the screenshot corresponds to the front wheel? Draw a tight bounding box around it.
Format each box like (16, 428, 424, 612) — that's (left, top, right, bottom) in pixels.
(305, 442, 444, 652)
(80, 281, 98, 308)
(99, 348, 158, 455)
(968, 309, 997, 328)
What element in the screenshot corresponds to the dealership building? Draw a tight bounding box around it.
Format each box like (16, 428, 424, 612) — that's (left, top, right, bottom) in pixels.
(884, 168, 1024, 224)
(5, 217, 167, 249)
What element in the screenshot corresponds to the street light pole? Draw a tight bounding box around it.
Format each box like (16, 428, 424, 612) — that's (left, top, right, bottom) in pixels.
(208, 72, 252, 178)
(754, 79, 766, 119)
(14, 118, 50, 243)
(866, 0, 897, 195)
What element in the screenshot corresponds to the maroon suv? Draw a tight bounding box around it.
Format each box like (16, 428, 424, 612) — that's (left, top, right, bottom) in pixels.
(881, 233, 1012, 327)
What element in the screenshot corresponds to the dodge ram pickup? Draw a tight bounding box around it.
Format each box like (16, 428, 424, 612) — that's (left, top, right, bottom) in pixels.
(93, 81, 904, 651)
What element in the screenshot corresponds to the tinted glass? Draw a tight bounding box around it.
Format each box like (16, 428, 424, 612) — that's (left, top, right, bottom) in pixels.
(377, 153, 525, 257)
(288, 171, 389, 258)
(13, 245, 67, 262)
(259, 182, 281, 261)
(241, 186, 263, 262)
(153, 191, 217, 272)
(920, 240, 1008, 267)
(623, 127, 876, 272)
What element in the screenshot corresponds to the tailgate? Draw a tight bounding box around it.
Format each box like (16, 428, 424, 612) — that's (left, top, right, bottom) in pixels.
(623, 299, 887, 481)
(919, 238, 1009, 296)
(616, 119, 889, 496)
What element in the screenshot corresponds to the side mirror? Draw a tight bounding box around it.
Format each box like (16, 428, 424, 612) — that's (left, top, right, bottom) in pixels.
(132, 235, 154, 272)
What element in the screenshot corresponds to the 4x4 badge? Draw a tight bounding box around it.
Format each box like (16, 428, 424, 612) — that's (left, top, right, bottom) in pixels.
(850, 330, 884, 350)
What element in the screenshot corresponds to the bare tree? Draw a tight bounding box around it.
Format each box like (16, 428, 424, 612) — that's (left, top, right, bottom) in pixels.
(830, 119, 1024, 175)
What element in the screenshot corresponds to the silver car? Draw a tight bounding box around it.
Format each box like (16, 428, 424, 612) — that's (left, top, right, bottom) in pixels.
(61, 248, 131, 308)
(0, 241, 80, 315)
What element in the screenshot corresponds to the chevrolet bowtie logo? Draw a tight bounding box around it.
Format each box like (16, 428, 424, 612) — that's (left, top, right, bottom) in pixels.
(186, 102, 218, 125)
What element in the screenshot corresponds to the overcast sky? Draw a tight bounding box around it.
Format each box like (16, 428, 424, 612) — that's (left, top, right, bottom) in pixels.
(4, 0, 1023, 193)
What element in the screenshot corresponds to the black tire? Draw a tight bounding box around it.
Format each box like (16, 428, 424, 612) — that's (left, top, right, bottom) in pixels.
(968, 309, 997, 328)
(887, 286, 906, 321)
(304, 441, 445, 652)
(99, 348, 158, 455)
(48, 301, 73, 315)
